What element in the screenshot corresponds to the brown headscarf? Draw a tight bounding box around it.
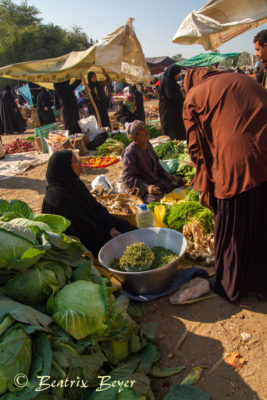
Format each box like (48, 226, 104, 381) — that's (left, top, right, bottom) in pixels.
(184, 68, 222, 93)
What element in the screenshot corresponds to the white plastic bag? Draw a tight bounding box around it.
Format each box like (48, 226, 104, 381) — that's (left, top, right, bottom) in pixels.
(169, 278, 210, 304)
(78, 116, 101, 141)
(91, 175, 113, 192)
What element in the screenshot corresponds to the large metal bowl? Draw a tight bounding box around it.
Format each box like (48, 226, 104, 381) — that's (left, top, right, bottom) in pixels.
(98, 228, 187, 295)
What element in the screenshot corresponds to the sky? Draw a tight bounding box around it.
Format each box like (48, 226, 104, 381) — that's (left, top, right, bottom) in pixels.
(15, 0, 267, 59)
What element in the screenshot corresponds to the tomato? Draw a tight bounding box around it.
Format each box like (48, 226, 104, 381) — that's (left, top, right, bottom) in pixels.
(81, 156, 119, 168)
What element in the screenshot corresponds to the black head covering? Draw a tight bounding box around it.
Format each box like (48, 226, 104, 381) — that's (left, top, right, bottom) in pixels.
(54, 80, 70, 97)
(88, 72, 97, 89)
(45, 150, 93, 211)
(46, 150, 75, 188)
(129, 84, 137, 94)
(164, 64, 181, 78)
(160, 64, 182, 96)
(4, 86, 11, 92)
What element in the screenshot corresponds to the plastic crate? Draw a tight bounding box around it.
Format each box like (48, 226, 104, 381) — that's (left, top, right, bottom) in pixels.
(34, 123, 58, 153)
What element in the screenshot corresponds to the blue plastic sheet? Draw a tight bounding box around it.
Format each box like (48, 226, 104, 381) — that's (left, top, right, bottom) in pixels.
(122, 266, 208, 302)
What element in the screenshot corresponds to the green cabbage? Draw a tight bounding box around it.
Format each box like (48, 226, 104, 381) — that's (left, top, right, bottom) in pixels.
(0, 324, 32, 395)
(48, 280, 110, 340)
(0, 200, 70, 233)
(33, 213, 70, 233)
(3, 261, 69, 306)
(0, 221, 45, 270)
(0, 199, 33, 219)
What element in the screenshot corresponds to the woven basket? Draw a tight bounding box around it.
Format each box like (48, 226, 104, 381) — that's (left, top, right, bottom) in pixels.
(97, 188, 140, 226)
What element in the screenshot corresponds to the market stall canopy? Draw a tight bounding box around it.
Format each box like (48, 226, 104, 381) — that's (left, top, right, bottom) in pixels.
(176, 52, 240, 67)
(0, 19, 151, 87)
(172, 0, 267, 51)
(146, 56, 179, 75)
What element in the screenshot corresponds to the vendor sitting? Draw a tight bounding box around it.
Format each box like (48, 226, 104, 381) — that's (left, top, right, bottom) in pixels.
(121, 120, 183, 203)
(114, 95, 135, 125)
(42, 150, 135, 258)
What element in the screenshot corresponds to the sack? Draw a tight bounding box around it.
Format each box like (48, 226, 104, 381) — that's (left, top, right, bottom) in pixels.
(71, 133, 89, 156)
(78, 115, 101, 141)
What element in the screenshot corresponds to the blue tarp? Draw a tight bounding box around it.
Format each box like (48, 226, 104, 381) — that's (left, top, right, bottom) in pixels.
(17, 83, 33, 107)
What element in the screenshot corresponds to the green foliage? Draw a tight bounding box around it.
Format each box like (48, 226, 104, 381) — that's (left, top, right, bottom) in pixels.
(146, 125, 161, 139)
(119, 243, 155, 271)
(176, 153, 196, 185)
(97, 138, 125, 156)
(164, 201, 214, 234)
(0, 0, 94, 87)
(184, 190, 200, 202)
(112, 133, 131, 147)
(154, 141, 185, 160)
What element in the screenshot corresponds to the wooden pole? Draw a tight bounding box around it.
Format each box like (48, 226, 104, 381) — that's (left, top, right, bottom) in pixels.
(84, 82, 102, 127)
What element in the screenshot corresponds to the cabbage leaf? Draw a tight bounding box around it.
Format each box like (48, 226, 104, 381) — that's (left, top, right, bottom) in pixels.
(0, 325, 32, 395)
(3, 261, 69, 306)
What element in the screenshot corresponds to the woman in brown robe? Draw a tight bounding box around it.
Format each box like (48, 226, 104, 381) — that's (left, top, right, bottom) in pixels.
(183, 68, 267, 301)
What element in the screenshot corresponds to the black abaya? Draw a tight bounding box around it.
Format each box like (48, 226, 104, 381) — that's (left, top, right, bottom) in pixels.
(54, 80, 81, 134)
(213, 182, 267, 301)
(42, 150, 135, 257)
(130, 85, 145, 122)
(0, 86, 26, 134)
(37, 88, 55, 126)
(159, 65, 186, 140)
(87, 72, 111, 128)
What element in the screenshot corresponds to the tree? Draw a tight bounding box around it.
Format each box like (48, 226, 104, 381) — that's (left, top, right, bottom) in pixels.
(0, 0, 94, 87)
(237, 51, 253, 67)
(172, 53, 184, 61)
(64, 26, 95, 53)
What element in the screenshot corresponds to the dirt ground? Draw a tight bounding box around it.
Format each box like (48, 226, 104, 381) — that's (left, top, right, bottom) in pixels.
(1, 130, 267, 400)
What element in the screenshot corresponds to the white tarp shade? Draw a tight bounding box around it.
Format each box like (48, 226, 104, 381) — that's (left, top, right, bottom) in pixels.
(172, 0, 267, 51)
(0, 19, 151, 87)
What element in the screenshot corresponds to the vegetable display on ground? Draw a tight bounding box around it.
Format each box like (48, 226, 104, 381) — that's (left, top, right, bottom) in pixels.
(148, 198, 214, 263)
(4, 138, 35, 154)
(97, 138, 125, 156)
(81, 155, 119, 168)
(0, 199, 211, 399)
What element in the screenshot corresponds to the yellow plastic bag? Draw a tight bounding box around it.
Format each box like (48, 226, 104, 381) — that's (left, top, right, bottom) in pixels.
(154, 205, 168, 228)
(161, 188, 188, 203)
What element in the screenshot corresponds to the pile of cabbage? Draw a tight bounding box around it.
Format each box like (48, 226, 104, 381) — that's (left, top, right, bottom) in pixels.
(0, 200, 211, 400)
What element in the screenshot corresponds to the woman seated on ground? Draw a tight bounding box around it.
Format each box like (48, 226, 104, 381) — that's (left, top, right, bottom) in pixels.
(114, 95, 136, 125)
(42, 150, 135, 258)
(121, 120, 183, 203)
